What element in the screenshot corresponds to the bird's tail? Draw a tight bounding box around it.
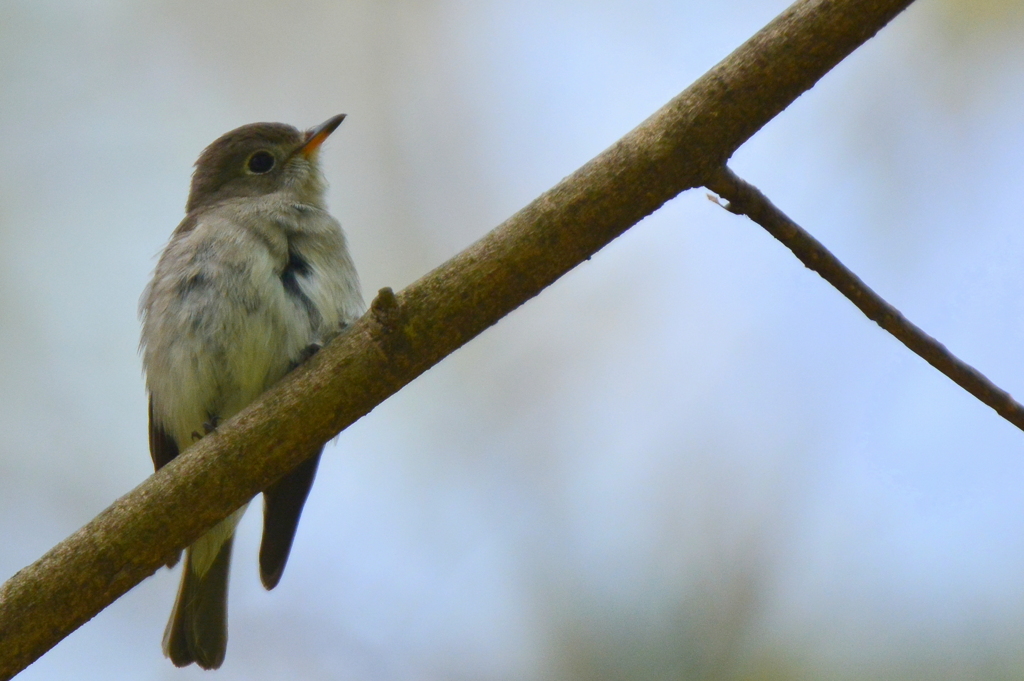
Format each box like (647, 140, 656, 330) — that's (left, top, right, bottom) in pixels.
(163, 511, 244, 670)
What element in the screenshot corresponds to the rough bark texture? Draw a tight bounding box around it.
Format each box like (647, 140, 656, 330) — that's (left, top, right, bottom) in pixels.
(0, 0, 916, 677)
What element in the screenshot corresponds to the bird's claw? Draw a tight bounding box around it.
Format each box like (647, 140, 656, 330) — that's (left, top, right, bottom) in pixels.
(191, 415, 220, 441)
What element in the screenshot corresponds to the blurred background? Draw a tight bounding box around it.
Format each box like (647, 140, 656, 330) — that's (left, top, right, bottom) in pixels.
(2, 0, 1024, 678)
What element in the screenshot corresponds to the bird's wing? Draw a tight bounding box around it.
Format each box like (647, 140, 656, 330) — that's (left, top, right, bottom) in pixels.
(258, 445, 324, 589)
(149, 395, 181, 471)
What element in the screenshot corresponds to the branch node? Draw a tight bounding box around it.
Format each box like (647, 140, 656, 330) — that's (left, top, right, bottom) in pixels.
(371, 287, 401, 328)
(369, 287, 411, 358)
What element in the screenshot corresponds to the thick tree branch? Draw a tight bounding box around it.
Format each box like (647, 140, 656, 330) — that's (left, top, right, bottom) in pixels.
(0, 0, 916, 677)
(706, 166, 1024, 429)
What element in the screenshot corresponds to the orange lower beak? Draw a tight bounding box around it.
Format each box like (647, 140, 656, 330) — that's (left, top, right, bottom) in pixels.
(298, 114, 346, 158)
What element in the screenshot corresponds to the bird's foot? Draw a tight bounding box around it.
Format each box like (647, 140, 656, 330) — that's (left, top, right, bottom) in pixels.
(289, 342, 322, 371)
(300, 342, 322, 362)
(191, 415, 220, 441)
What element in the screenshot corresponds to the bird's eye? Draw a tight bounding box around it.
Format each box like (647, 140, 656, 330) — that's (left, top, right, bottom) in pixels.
(247, 151, 275, 174)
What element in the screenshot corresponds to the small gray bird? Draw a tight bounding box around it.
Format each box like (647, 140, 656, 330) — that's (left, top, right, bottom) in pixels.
(140, 115, 363, 669)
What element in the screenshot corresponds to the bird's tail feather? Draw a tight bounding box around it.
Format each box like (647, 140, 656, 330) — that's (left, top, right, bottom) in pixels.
(163, 533, 235, 670)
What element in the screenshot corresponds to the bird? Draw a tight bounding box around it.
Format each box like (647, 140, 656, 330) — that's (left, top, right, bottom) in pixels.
(139, 115, 363, 669)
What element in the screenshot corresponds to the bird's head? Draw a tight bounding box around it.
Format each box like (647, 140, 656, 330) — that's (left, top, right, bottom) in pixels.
(186, 114, 346, 213)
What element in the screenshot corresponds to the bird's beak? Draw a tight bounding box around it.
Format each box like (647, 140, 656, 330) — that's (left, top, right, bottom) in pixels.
(297, 114, 346, 158)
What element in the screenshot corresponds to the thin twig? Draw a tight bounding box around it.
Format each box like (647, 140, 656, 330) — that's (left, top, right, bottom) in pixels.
(706, 165, 1024, 431)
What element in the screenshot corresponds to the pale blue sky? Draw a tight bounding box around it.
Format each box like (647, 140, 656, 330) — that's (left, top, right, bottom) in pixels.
(2, 1, 1024, 678)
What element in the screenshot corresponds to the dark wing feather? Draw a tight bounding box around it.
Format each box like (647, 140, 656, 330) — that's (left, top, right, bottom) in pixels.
(149, 396, 180, 471)
(259, 447, 324, 589)
(150, 396, 184, 567)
